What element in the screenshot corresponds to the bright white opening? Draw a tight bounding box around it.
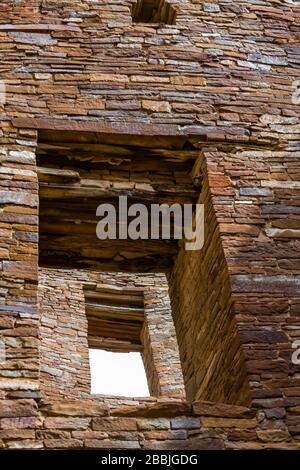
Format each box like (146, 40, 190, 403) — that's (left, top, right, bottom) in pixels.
(89, 349, 150, 397)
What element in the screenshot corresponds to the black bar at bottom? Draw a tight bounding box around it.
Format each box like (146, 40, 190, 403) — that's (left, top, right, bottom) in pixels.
(0, 450, 298, 467)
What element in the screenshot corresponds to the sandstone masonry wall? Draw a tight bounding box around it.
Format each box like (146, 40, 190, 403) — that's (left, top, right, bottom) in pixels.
(169, 155, 250, 406)
(0, 0, 299, 450)
(204, 149, 300, 414)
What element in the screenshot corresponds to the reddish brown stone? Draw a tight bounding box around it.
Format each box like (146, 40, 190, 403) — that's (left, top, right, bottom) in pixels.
(92, 418, 137, 432)
(193, 401, 255, 418)
(111, 402, 191, 418)
(142, 437, 224, 450)
(0, 400, 38, 418)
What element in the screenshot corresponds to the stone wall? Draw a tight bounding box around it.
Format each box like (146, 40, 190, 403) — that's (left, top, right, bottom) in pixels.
(168, 155, 250, 406)
(0, 0, 299, 450)
(204, 149, 300, 411)
(0, 0, 298, 147)
(2, 396, 300, 450)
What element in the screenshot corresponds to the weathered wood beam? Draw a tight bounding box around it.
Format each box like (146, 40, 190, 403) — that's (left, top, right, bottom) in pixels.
(88, 337, 143, 353)
(86, 304, 145, 321)
(39, 185, 198, 203)
(85, 289, 144, 307)
(37, 167, 80, 183)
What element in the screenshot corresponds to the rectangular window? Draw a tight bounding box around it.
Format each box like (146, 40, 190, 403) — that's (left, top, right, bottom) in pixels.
(85, 286, 150, 396)
(132, 0, 176, 24)
(89, 349, 149, 397)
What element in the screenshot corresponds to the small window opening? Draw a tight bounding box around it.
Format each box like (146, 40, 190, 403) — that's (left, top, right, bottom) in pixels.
(132, 0, 176, 24)
(89, 350, 149, 396)
(85, 287, 150, 396)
